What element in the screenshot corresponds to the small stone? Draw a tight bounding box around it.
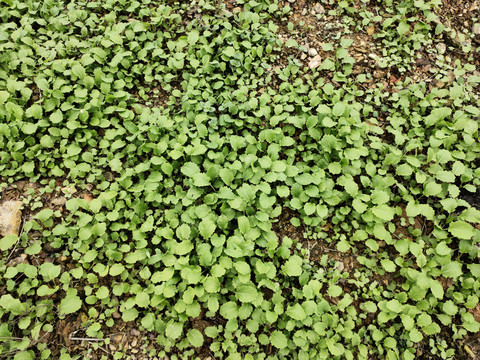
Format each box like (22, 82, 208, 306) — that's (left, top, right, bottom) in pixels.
(109, 345, 117, 351)
(132, 349, 139, 354)
(312, 3, 325, 15)
(51, 196, 66, 206)
(335, 261, 344, 272)
(472, 23, 480, 35)
(131, 329, 140, 337)
(300, 53, 307, 60)
(0, 200, 22, 237)
(113, 334, 123, 343)
(7, 254, 28, 267)
(301, 8, 307, 15)
(308, 48, 318, 57)
(435, 42, 446, 54)
(112, 312, 121, 319)
(131, 340, 138, 347)
(287, 0, 295, 3)
(308, 55, 322, 69)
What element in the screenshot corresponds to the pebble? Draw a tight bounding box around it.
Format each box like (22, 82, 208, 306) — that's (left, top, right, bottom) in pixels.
(308, 48, 318, 57)
(435, 42, 446, 54)
(336, 261, 345, 272)
(51, 196, 66, 206)
(7, 253, 28, 267)
(312, 3, 325, 15)
(287, 0, 295, 3)
(308, 55, 322, 69)
(473, 23, 480, 35)
(0, 200, 22, 236)
(131, 340, 138, 347)
(112, 312, 121, 319)
(131, 329, 140, 336)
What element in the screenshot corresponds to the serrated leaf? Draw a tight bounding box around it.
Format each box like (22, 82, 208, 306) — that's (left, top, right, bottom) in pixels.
(287, 303, 306, 321)
(187, 328, 204, 347)
(449, 221, 475, 239)
(372, 205, 396, 221)
(181, 162, 200, 177)
(441, 261, 463, 279)
(199, 218, 216, 239)
(270, 331, 288, 349)
(381, 259, 396, 272)
(165, 322, 183, 339)
(220, 301, 238, 320)
(237, 285, 258, 303)
(193, 173, 210, 187)
(60, 291, 82, 315)
(282, 255, 303, 277)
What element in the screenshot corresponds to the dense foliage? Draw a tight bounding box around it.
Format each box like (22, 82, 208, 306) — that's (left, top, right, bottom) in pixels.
(1, 0, 480, 359)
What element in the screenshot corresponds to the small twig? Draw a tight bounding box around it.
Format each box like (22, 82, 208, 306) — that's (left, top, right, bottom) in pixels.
(98, 346, 112, 356)
(69, 337, 105, 342)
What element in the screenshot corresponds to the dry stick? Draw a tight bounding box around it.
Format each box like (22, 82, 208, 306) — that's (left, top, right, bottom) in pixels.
(464, 344, 477, 360)
(98, 346, 112, 355)
(69, 337, 105, 342)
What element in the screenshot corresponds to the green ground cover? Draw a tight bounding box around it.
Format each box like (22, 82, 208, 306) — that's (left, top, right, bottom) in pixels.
(1, 0, 480, 359)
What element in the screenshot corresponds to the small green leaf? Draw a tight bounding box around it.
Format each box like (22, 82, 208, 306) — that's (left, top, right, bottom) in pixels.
(0, 234, 18, 251)
(60, 290, 82, 315)
(199, 219, 216, 239)
(441, 261, 463, 279)
(165, 322, 183, 339)
(449, 221, 475, 239)
(397, 21, 410, 35)
(327, 284, 343, 297)
(282, 255, 303, 277)
(122, 308, 139, 322)
(372, 205, 396, 221)
(409, 328, 423, 343)
(187, 30, 200, 45)
(237, 285, 258, 303)
(21, 123, 38, 134)
(270, 330, 288, 349)
(193, 173, 210, 187)
(187, 328, 204, 347)
(287, 303, 306, 321)
(40, 135, 54, 148)
(381, 259, 396, 272)
(181, 162, 200, 177)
